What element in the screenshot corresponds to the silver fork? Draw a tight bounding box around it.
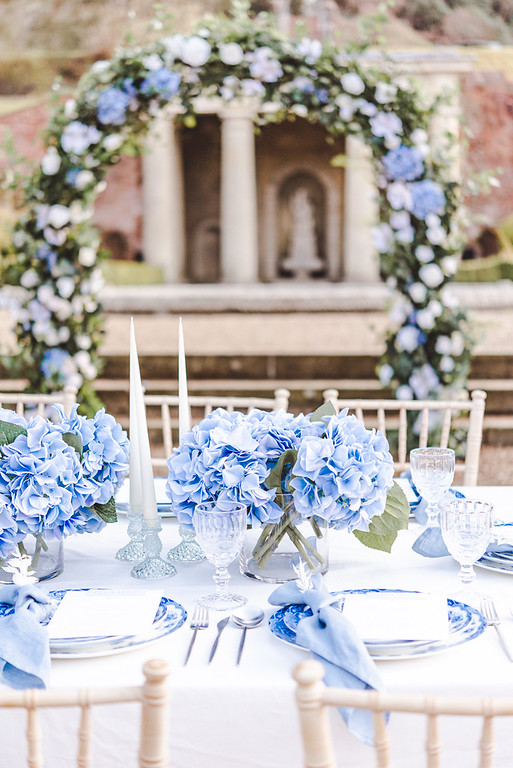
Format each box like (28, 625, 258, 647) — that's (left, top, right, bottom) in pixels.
(184, 603, 209, 665)
(480, 598, 513, 662)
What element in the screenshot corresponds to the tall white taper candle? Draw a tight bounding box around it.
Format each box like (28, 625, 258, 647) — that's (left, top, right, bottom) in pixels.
(129, 318, 158, 524)
(178, 316, 191, 443)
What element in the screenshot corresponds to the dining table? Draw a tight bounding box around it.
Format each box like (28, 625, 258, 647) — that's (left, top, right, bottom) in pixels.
(3, 482, 513, 768)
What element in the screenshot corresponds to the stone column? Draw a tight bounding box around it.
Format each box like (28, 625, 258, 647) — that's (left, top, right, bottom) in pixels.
(142, 108, 185, 282)
(219, 105, 259, 283)
(343, 135, 380, 282)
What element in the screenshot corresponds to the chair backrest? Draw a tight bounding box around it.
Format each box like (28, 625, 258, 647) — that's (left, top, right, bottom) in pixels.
(0, 658, 169, 768)
(322, 388, 487, 486)
(0, 386, 77, 419)
(143, 388, 290, 467)
(294, 659, 513, 768)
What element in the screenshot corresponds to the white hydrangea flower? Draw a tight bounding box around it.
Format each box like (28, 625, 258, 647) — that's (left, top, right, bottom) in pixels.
(415, 245, 434, 263)
(42, 326, 59, 345)
(441, 255, 458, 275)
(387, 181, 412, 211)
(451, 331, 466, 357)
(336, 94, 356, 120)
(64, 99, 77, 119)
(76, 334, 92, 350)
(429, 301, 442, 319)
(103, 133, 124, 152)
(372, 222, 394, 253)
(375, 82, 397, 104)
(419, 263, 444, 288)
(435, 336, 453, 355)
(297, 37, 322, 64)
(396, 384, 413, 401)
(427, 226, 447, 246)
(12, 231, 26, 248)
(41, 147, 61, 175)
(369, 112, 402, 140)
(90, 60, 110, 74)
(390, 297, 411, 325)
(162, 34, 185, 63)
(408, 282, 427, 303)
(390, 211, 410, 231)
(340, 72, 365, 95)
(47, 204, 70, 229)
(292, 104, 308, 117)
(355, 99, 377, 117)
(58, 326, 70, 342)
(440, 286, 459, 309)
(396, 226, 415, 243)
(20, 269, 39, 289)
(440, 356, 455, 373)
(74, 350, 97, 379)
(70, 201, 93, 224)
(181, 36, 211, 67)
(75, 170, 95, 190)
(396, 325, 420, 353)
(415, 308, 435, 329)
(384, 134, 401, 150)
(240, 79, 265, 97)
(56, 276, 75, 299)
(219, 42, 244, 66)
(379, 363, 394, 386)
(142, 53, 163, 71)
(44, 227, 68, 246)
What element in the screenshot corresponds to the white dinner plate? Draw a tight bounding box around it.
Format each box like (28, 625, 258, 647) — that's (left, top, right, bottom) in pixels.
(268, 588, 486, 660)
(0, 588, 187, 659)
(476, 552, 513, 574)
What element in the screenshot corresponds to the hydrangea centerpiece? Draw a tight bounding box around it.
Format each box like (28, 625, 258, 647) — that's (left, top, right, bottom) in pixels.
(167, 404, 409, 575)
(0, 405, 129, 581)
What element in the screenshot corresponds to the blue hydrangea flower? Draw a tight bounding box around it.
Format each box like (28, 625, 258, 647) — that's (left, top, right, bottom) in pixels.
(0, 415, 83, 539)
(97, 87, 131, 125)
(41, 348, 72, 383)
(383, 145, 424, 181)
(409, 180, 446, 220)
(289, 412, 394, 531)
(36, 244, 57, 271)
(54, 405, 129, 509)
(167, 407, 395, 533)
(167, 409, 279, 526)
(140, 68, 181, 99)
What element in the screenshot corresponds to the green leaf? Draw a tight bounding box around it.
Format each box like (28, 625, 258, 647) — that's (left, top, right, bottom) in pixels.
(90, 497, 117, 524)
(266, 449, 298, 492)
(352, 481, 409, 553)
(309, 401, 337, 424)
(0, 420, 27, 445)
(62, 431, 83, 458)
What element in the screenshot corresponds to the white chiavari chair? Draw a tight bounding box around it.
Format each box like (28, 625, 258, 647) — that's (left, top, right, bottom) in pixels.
(0, 385, 77, 418)
(0, 658, 169, 768)
(143, 388, 290, 468)
(322, 388, 487, 486)
(294, 659, 513, 768)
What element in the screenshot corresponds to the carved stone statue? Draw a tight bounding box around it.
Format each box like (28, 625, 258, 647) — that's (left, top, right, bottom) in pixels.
(281, 187, 324, 279)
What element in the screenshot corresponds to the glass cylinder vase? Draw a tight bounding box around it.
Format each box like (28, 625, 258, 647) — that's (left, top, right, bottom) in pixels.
(240, 492, 329, 584)
(0, 535, 64, 584)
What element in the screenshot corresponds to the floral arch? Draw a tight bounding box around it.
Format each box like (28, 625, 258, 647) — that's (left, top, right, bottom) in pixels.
(1, 2, 472, 413)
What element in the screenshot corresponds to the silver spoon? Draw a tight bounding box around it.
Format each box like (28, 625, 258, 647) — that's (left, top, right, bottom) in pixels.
(232, 605, 265, 665)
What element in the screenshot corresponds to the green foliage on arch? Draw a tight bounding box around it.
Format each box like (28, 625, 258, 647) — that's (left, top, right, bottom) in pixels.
(1, 1, 472, 413)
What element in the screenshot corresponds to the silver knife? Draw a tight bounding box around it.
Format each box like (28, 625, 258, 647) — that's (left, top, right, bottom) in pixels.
(208, 617, 230, 663)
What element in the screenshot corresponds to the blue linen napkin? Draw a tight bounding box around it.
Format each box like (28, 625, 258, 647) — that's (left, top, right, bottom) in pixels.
(0, 585, 54, 689)
(269, 574, 384, 746)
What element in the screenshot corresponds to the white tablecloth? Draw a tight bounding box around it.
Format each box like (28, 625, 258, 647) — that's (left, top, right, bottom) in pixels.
(4, 485, 513, 767)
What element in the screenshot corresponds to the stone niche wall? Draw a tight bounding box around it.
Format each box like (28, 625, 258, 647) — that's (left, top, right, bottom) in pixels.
(179, 115, 345, 283)
(256, 119, 345, 282)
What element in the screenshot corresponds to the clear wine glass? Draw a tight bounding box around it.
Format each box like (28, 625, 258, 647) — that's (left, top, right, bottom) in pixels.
(440, 498, 493, 607)
(193, 500, 247, 611)
(410, 447, 455, 527)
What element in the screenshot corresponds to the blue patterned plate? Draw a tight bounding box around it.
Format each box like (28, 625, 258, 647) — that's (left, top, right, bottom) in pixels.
(269, 588, 486, 660)
(0, 589, 187, 658)
(476, 553, 513, 573)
